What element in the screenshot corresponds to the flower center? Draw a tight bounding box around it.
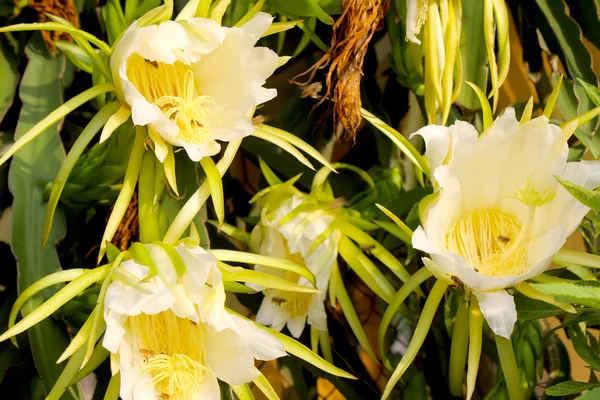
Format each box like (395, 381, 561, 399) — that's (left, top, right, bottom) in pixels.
(270, 253, 314, 318)
(128, 310, 208, 400)
(126, 54, 215, 145)
(446, 210, 529, 277)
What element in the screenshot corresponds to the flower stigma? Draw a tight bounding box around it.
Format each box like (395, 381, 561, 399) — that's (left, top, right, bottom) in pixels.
(126, 54, 216, 145)
(128, 310, 209, 400)
(446, 210, 530, 277)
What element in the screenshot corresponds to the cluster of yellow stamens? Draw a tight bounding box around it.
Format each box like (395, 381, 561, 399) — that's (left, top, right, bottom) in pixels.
(128, 310, 208, 400)
(126, 54, 216, 145)
(446, 210, 529, 277)
(270, 252, 314, 318)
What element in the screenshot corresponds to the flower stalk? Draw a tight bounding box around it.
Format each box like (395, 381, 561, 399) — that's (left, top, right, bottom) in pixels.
(449, 295, 469, 397)
(495, 336, 524, 400)
(466, 296, 483, 400)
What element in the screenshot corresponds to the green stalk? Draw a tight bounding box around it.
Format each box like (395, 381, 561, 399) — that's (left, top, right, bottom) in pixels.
(553, 249, 600, 269)
(466, 295, 483, 400)
(163, 139, 242, 244)
(381, 280, 449, 399)
(319, 330, 334, 364)
(449, 295, 470, 397)
(97, 126, 146, 262)
(138, 151, 161, 243)
(495, 336, 524, 400)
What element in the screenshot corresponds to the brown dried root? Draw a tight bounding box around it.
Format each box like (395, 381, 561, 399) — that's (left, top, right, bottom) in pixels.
(26, 0, 79, 55)
(295, 0, 389, 141)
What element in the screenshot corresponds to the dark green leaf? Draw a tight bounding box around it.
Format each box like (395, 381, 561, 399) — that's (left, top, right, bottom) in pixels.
(546, 381, 600, 396)
(456, 0, 488, 109)
(579, 78, 600, 107)
(569, 325, 600, 372)
(554, 175, 600, 211)
(534, 0, 600, 156)
(531, 280, 600, 308)
(514, 292, 563, 320)
(0, 36, 19, 125)
(9, 35, 79, 400)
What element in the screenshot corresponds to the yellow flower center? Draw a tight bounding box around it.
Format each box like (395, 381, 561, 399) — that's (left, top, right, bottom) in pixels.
(126, 54, 215, 145)
(446, 210, 530, 277)
(128, 310, 209, 400)
(270, 252, 313, 318)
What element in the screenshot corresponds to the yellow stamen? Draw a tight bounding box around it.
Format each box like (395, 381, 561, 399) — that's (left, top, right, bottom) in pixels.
(126, 54, 216, 145)
(269, 252, 314, 318)
(128, 310, 208, 400)
(446, 210, 529, 277)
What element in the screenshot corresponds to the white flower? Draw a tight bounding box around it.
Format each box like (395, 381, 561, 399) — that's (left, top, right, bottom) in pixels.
(102, 243, 285, 400)
(412, 108, 600, 338)
(250, 195, 340, 338)
(111, 12, 281, 162)
(406, 0, 428, 44)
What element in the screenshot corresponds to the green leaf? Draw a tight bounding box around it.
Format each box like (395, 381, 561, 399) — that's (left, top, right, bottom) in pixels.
(43, 102, 120, 246)
(252, 371, 278, 400)
(256, 124, 335, 172)
(456, 0, 487, 109)
(54, 41, 93, 74)
(578, 388, 600, 399)
(534, 0, 600, 156)
(8, 36, 79, 400)
(531, 281, 600, 308)
(546, 381, 600, 396)
(514, 292, 563, 320)
(554, 175, 600, 210)
(569, 324, 600, 372)
(337, 236, 395, 303)
(211, 249, 317, 287)
(579, 78, 600, 108)
(569, 0, 600, 51)
(0, 36, 18, 125)
(330, 262, 376, 360)
(267, 0, 333, 25)
(360, 108, 431, 181)
(231, 383, 255, 400)
(103, 0, 128, 45)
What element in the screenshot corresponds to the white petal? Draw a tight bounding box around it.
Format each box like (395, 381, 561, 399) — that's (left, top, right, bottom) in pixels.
(232, 315, 286, 360)
(204, 324, 258, 385)
(102, 310, 127, 353)
(194, 21, 280, 142)
(239, 12, 274, 40)
(532, 160, 600, 236)
(405, 0, 426, 44)
(199, 370, 221, 400)
(306, 294, 328, 331)
(180, 140, 221, 162)
(256, 295, 281, 326)
(286, 315, 308, 339)
(474, 290, 517, 339)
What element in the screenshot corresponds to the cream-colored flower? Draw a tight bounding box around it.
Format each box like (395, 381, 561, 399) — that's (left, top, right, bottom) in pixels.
(406, 0, 428, 44)
(412, 108, 600, 338)
(111, 12, 281, 162)
(250, 195, 340, 338)
(102, 243, 285, 400)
